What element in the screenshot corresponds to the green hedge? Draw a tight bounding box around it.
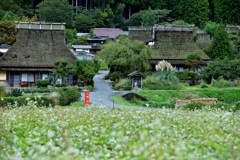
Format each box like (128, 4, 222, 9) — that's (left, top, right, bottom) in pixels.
(174, 70, 200, 80)
(52, 88, 81, 106)
(3, 95, 54, 108)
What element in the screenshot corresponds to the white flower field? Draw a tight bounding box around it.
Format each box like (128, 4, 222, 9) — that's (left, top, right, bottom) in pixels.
(1, 106, 240, 159)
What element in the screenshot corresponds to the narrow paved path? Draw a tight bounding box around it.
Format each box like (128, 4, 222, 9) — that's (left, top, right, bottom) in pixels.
(81, 71, 126, 107)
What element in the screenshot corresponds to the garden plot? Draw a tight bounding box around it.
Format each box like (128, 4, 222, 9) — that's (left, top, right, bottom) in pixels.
(1, 107, 240, 159)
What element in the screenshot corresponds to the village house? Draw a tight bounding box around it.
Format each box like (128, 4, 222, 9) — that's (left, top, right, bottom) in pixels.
(93, 28, 123, 40)
(0, 22, 78, 87)
(71, 45, 94, 60)
(128, 25, 211, 71)
(87, 36, 106, 55)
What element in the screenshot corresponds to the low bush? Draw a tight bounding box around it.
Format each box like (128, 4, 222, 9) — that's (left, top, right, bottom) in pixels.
(142, 79, 182, 90)
(3, 95, 53, 107)
(114, 79, 131, 91)
(112, 71, 123, 82)
(85, 85, 94, 92)
(6, 88, 22, 97)
(174, 70, 200, 80)
(124, 85, 132, 91)
(36, 79, 50, 87)
(183, 102, 205, 110)
(200, 81, 208, 88)
(211, 77, 218, 87)
(234, 102, 240, 112)
(52, 88, 81, 106)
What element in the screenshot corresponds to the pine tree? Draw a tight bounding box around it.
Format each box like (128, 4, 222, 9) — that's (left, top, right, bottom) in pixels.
(211, 23, 233, 60)
(178, 0, 210, 28)
(214, 0, 240, 24)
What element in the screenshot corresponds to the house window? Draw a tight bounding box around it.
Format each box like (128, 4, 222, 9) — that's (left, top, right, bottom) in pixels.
(42, 73, 48, 80)
(66, 76, 73, 85)
(21, 73, 28, 82)
(21, 73, 34, 82)
(178, 67, 184, 71)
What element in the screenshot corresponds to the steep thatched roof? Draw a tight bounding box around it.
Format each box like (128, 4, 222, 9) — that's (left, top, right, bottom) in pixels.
(128, 27, 153, 42)
(151, 31, 210, 60)
(0, 27, 77, 69)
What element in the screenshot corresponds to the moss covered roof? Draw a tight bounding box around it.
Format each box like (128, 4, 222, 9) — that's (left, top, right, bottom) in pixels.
(0, 29, 77, 68)
(150, 31, 210, 60)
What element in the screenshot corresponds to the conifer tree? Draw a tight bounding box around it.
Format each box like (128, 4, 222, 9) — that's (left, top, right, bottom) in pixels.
(178, 0, 210, 28)
(210, 22, 233, 60)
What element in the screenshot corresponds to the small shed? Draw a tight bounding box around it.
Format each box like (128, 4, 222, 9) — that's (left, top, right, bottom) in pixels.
(128, 71, 145, 90)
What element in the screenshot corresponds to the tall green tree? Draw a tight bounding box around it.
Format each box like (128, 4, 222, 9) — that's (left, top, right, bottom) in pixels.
(99, 37, 153, 76)
(178, 0, 210, 28)
(210, 23, 233, 60)
(36, 0, 73, 28)
(214, 0, 240, 24)
(75, 14, 96, 32)
(52, 59, 73, 85)
(142, 7, 156, 27)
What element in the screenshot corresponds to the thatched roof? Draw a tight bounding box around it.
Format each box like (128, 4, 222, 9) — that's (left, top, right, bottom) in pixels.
(128, 27, 153, 42)
(0, 27, 77, 69)
(128, 71, 145, 77)
(151, 31, 210, 60)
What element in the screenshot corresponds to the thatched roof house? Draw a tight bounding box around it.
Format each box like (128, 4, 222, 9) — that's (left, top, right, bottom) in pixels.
(129, 25, 211, 71)
(0, 22, 78, 87)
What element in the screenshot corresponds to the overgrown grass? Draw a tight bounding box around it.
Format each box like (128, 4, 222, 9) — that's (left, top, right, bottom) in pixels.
(114, 88, 240, 107)
(1, 107, 240, 159)
(111, 96, 140, 106)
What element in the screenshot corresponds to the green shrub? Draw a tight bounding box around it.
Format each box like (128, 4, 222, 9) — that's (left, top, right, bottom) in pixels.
(112, 71, 122, 82)
(219, 78, 228, 88)
(174, 70, 200, 80)
(36, 79, 50, 87)
(233, 102, 240, 112)
(211, 77, 218, 88)
(142, 77, 182, 90)
(11, 88, 22, 97)
(183, 102, 205, 110)
(124, 85, 132, 91)
(52, 88, 81, 106)
(85, 85, 94, 92)
(114, 79, 131, 90)
(200, 81, 208, 88)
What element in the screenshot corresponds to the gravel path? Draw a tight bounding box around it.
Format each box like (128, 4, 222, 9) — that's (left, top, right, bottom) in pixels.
(81, 71, 127, 107)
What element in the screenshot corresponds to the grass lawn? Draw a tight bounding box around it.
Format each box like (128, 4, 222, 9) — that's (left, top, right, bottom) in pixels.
(111, 96, 140, 107)
(112, 87, 240, 107)
(1, 107, 240, 159)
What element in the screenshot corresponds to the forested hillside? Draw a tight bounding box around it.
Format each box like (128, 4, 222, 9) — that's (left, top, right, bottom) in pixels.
(0, 0, 239, 29)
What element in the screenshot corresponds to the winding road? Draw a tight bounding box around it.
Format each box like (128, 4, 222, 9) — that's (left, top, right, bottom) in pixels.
(81, 71, 126, 107)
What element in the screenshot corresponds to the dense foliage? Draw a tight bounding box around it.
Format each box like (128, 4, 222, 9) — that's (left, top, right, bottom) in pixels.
(36, 0, 74, 28)
(200, 58, 240, 80)
(1, 107, 240, 159)
(99, 37, 152, 76)
(75, 59, 99, 86)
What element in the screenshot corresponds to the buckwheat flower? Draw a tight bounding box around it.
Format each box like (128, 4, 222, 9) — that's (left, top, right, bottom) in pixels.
(47, 130, 55, 138)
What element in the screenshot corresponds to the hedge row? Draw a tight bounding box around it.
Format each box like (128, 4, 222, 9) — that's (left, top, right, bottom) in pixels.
(2, 95, 53, 107)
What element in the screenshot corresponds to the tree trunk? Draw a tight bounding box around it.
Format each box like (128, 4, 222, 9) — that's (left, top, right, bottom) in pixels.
(129, 4, 131, 19)
(85, 0, 88, 10)
(76, 0, 78, 15)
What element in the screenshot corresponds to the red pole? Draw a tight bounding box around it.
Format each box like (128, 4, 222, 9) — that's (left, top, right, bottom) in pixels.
(85, 90, 89, 105)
